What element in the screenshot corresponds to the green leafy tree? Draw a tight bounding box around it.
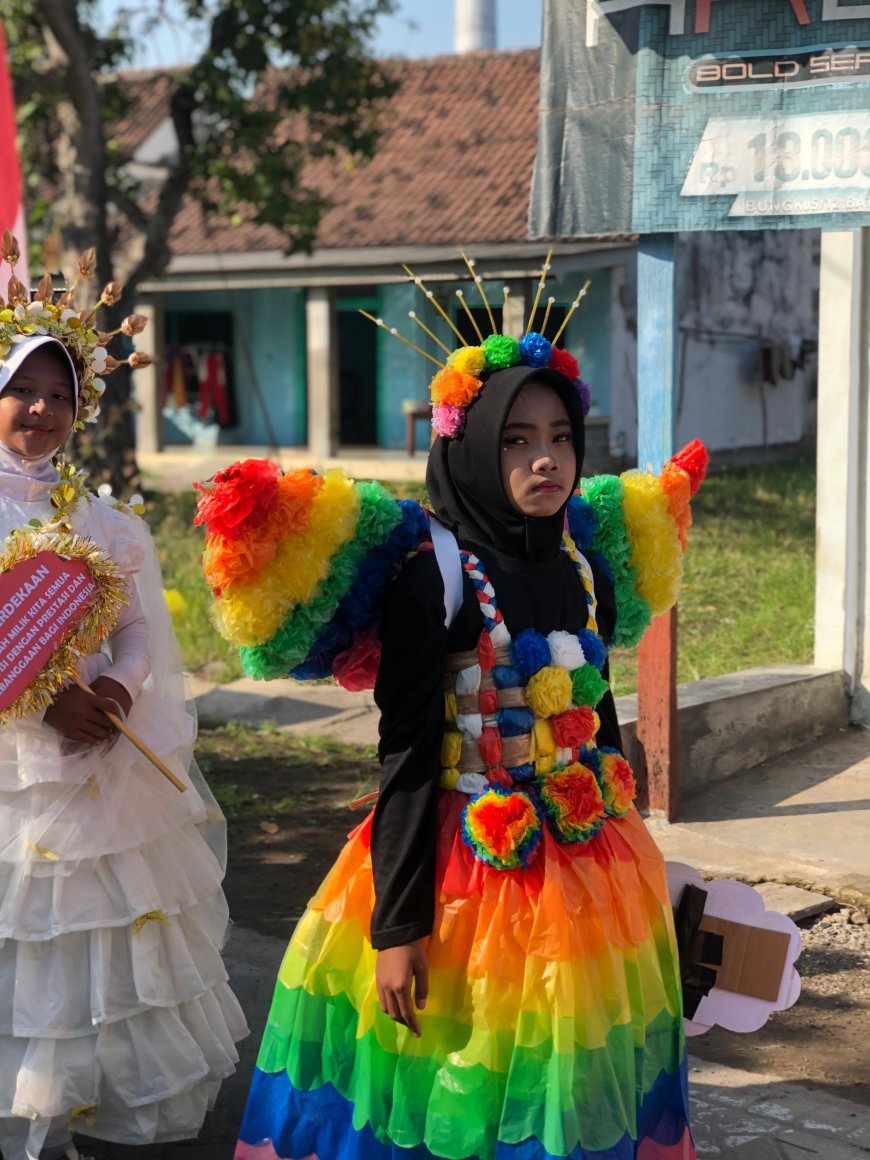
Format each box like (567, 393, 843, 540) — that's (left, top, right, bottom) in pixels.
(4, 0, 396, 493)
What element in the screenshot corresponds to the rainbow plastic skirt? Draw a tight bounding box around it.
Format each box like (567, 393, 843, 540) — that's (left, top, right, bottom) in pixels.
(235, 796, 695, 1160)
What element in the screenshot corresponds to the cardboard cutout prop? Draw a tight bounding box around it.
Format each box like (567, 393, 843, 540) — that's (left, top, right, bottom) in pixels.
(669, 861, 801, 1035)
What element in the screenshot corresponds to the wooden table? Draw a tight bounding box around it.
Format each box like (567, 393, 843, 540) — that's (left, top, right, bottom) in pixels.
(403, 401, 431, 456)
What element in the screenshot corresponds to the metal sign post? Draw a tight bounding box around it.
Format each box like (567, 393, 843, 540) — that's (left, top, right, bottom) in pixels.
(636, 235, 680, 818)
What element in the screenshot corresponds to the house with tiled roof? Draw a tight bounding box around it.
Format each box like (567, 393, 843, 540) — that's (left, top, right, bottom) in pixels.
(128, 46, 636, 465)
(130, 27, 818, 469)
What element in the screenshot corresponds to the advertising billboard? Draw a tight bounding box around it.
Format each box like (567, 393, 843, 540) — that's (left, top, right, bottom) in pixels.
(531, 0, 870, 233)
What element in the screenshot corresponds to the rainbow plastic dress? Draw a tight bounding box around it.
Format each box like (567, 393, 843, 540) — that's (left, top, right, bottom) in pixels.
(195, 445, 707, 1160)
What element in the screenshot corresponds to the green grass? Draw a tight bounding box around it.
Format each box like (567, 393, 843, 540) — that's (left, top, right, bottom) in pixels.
(145, 490, 244, 682)
(609, 458, 816, 697)
(146, 460, 816, 696)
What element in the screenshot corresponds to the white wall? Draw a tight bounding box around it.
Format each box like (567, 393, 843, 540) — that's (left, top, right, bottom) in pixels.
(608, 230, 819, 461)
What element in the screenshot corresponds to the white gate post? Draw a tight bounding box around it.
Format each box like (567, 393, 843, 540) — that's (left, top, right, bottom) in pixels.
(815, 228, 870, 721)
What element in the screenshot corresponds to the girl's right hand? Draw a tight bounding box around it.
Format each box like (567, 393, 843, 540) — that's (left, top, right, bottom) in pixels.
(376, 939, 429, 1038)
(44, 685, 120, 745)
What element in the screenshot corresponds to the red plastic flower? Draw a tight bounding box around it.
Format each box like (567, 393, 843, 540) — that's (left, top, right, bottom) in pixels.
(479, 688, 499, 716)
(669, 439, 709, 496)
(194, 458, 282, 539)
(552, 707, 597, 750)
(478, 725, 503, 769)
(486, 766, 513, 788)
(547, 346, 580, 382)
(332, 629, 382, 692)
(462, 788, 542, 870)
(540, 763, 606, 843)
(597, 751, 637, 817)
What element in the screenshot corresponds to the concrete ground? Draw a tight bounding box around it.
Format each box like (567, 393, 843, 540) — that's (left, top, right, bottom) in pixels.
(77, 680, 870, 1158)
(647, 724, 870, 910)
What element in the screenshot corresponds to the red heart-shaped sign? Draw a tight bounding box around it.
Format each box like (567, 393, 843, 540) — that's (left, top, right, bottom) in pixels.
(0, 551, 98, 713)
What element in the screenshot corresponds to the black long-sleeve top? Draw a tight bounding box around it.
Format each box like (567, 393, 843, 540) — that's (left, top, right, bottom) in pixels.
(370, 542, 622, 950)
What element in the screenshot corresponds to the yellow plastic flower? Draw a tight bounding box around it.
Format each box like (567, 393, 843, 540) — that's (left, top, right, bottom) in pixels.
(441, 731, 463, 768)
(525, 666, 573, 720)
(621, 472, 682, 614)
(444, 691, 458, 723)
(449, 346, 487, 376)
(533, 719, 556, 774)
(215, 470, 359, 646)
(439, 767, 461, 791)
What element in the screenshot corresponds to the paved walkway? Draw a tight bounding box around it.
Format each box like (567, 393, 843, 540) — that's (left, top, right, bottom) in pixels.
(75, 681, 870, 1158)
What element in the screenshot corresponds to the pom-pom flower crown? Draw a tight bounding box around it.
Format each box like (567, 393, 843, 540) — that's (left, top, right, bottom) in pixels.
(361, 248, 592, 439)
(0, 232, 150, 429)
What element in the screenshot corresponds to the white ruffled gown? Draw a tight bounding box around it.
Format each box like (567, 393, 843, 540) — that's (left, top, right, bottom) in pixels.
(0, 475, 248, 1159)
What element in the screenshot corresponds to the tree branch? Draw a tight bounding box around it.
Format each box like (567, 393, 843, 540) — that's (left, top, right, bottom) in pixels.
(123, 85, 197, 291)
(108, 185, 151, 234)
(34, 0, 111, 279)
(11, 63, 66, 103)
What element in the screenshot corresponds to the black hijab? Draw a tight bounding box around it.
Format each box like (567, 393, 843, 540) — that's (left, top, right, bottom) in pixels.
(426, 364, 586, 565)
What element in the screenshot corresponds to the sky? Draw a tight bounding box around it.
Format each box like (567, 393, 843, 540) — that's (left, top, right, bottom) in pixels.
(103, 0, 543, 69)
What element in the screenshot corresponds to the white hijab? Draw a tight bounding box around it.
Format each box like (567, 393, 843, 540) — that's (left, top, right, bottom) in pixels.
(0, 336, 78, 502)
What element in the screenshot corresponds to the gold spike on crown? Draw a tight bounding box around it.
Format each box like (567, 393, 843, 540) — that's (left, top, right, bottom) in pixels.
(0, 232, 150, 429)
(361, 248, 591, 438)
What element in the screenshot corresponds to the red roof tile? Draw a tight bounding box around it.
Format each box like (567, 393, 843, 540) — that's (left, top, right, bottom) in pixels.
(112, 67, 186, 156)
(122, 50, 543, 256)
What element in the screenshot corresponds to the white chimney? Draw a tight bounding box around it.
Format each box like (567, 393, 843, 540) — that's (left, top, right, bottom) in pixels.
(455, 0, 497, 53)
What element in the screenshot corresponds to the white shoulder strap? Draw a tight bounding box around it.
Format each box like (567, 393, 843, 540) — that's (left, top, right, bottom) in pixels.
(430, 516, 463, 628)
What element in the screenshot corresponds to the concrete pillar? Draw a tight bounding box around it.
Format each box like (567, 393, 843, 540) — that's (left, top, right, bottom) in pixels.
(306, 287, 338, 458)
(503, 279, 528, 339)
(814, 229, 870, 722)
(133, 296, 163, 456)
(455, 0, 497, 53)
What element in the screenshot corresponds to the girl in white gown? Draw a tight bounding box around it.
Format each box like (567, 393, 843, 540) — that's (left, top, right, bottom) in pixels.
(0, 330, 247, 1160)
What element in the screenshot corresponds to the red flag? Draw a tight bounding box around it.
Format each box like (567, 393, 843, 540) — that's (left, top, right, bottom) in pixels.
(0, 20, 29, 289)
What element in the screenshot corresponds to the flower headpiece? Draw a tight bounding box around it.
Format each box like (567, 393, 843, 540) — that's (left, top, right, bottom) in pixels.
(362, 248, 592, 439)
(0, 231, 149, 429)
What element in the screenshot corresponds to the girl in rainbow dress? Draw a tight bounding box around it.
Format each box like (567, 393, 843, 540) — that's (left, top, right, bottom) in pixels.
(0, 243, 247, 1160)
(214, 268, 707, 1160)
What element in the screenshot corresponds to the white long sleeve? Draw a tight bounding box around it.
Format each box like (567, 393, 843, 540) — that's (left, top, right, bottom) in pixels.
(100, 585, 151, 700)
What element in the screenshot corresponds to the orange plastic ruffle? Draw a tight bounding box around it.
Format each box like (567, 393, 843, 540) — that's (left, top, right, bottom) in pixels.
(313, 796, 673, 974)
(659, 464, 693, 553)
(205, 470, 324, 592)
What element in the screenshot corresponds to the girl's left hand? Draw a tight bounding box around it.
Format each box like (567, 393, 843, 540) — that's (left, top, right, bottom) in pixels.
(376, 939, 429, 1037)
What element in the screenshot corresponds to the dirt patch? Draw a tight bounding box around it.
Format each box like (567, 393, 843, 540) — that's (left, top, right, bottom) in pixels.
(206, 725, 870, 1106)
(199, 724, 378, 942)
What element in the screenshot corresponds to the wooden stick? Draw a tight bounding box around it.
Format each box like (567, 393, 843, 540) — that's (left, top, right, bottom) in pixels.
(408, 310, 452, 354)
(359, 311, 445, 368)
(347, 789, 379, 811)
(403, 265, 469, 347)
(551, 280, 592, 346)
(75, 676, 187, 792)
(460, 248, 498, 336)
(456, 290, 484, 343)
(526, 247, 553, 334)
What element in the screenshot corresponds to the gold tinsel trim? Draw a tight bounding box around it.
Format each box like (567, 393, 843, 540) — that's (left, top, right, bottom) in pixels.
(133, 908, 168, 934)
(0, 528, 129, 724)
(26, 841, 60, 861)
(69, 1101, 99, 1129)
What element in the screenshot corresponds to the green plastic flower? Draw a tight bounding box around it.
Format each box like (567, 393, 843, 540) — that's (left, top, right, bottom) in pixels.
(482, 334, 521, 372)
